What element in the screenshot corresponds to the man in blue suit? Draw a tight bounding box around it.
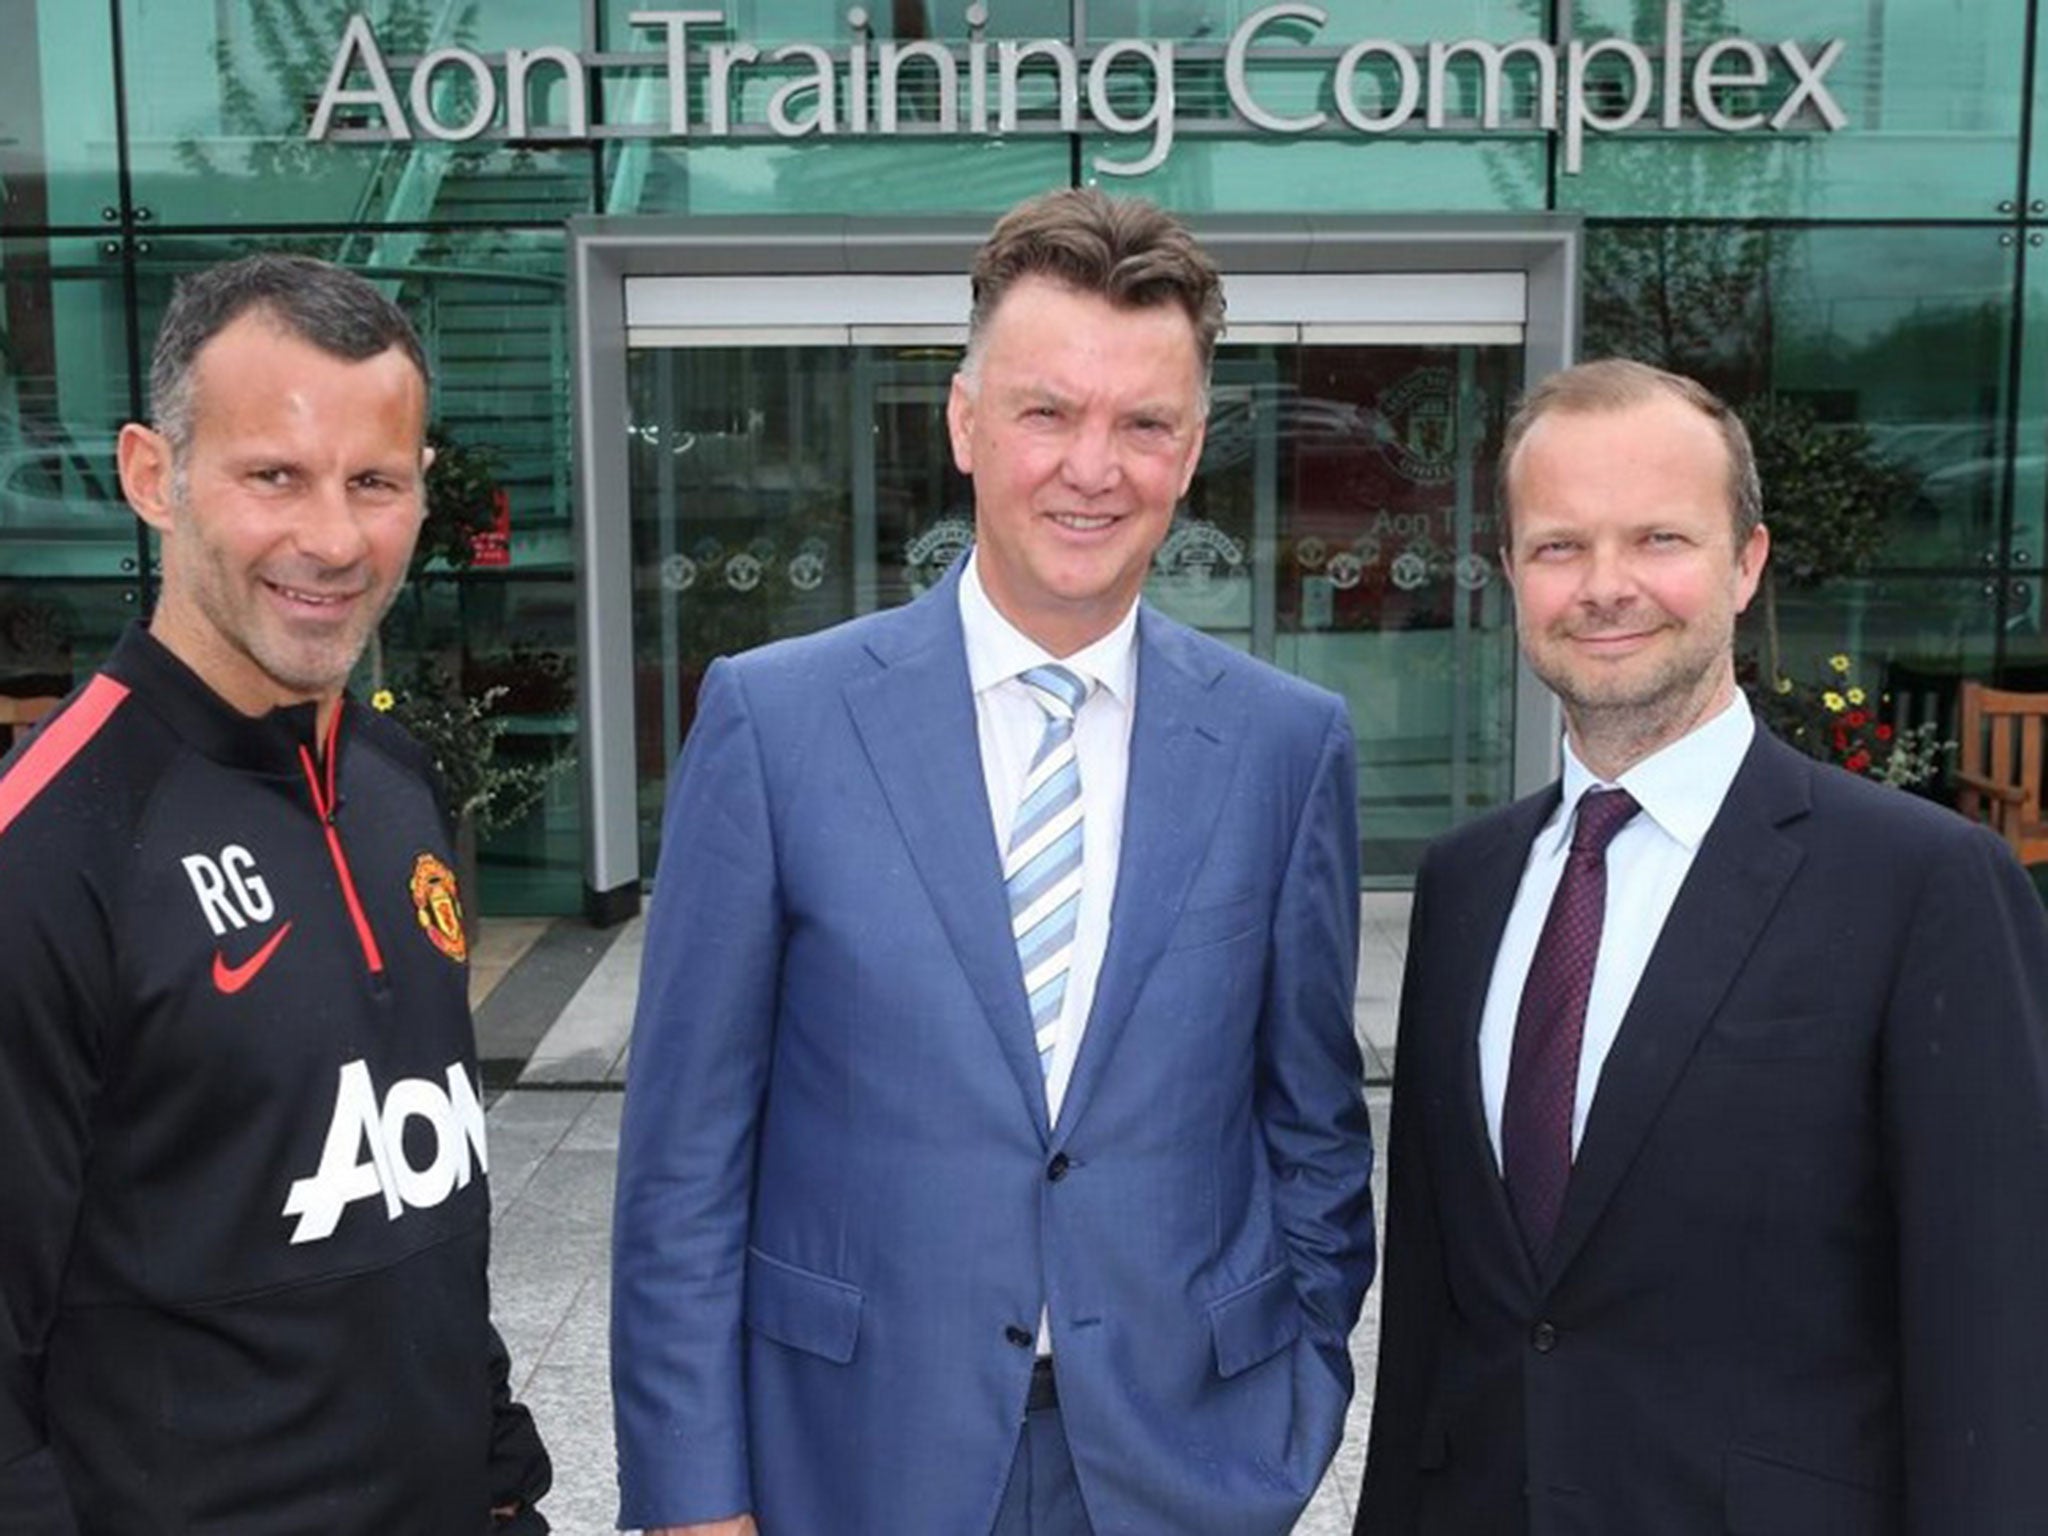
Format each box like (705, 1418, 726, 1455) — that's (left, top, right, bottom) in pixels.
(612, 189, 1377, 1536)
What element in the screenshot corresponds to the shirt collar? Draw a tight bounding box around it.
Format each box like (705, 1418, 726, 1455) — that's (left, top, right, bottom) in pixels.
(106, 619, 332, 779)
(1557, 689, 1755, 852)
(958, 548, 1139, 705)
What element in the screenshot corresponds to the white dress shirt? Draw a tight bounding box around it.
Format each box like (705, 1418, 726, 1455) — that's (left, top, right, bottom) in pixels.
(959, 552, 1137, 1129)
(1479, 691, 1755, 1166)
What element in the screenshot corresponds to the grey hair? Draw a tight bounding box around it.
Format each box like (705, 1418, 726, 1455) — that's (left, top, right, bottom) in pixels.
(959, 188, 1224, 413)
(149, 253, 429, 459)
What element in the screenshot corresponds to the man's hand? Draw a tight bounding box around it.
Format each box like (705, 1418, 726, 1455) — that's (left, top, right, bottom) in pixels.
(649, 1520, 757, 1536)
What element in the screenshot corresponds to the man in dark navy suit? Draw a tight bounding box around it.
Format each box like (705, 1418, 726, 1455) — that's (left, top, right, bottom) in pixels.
(1360, 358, 2048, 1535)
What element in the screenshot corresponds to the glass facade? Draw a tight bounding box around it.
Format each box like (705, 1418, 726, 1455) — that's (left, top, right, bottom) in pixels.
(628, 338, 1520, 878)
(2, 0, 2043, 912)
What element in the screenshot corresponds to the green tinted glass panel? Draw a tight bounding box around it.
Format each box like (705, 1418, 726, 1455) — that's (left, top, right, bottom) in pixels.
(379, 230, 579, 911)
(1, 3, 121, 230)
(1585, 223, 2015, 570)
(2004, 579, 2045, 678)
(1566, 0, 2025, 217)
(1770, 575, 2005, 683)
(603, 138, 1070, 215)
(1087, 0, 1536, 36)
(119, 0, 594, 226)
(1089, 135, 1544, 212)
(0, 236, 144, 691)
(2013, 239, 2048, 582)
(2035, 4, 2048, 214)
(381, 572, 581, 914)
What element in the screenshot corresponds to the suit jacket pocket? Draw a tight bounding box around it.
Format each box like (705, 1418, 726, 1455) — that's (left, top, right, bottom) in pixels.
(1725, 1447, 1891, 1535)
(743, 1247, 863, 1364)
(1207, 1263, 1301, 1378)
(1698, 1010, 1860, 1062)
(1166, 892, 1263, 953)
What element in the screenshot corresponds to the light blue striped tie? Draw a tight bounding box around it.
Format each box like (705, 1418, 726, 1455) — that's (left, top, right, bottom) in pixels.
(1006, 664, 1088, 1079)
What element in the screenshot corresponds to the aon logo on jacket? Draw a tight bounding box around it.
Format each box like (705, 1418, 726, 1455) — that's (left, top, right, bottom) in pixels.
(283, 1059, 488, 1244)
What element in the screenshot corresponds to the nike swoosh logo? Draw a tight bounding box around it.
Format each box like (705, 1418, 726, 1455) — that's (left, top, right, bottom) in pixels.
(212, 921, 294, 995)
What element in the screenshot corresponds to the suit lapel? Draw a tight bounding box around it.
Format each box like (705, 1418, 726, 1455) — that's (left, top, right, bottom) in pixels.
(844, 573, 1053, 1142)
(1053, 611, 1240, 1140)
(1441, 790, 1558, 1289)
(1542, 734, 1811, 1284)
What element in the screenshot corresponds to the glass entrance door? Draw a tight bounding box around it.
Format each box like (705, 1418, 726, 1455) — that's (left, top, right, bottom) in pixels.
(626, 332, 1521, 880)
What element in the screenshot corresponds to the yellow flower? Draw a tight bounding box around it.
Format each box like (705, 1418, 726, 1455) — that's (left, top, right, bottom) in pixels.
(1828, 654, 1851, 674)
(1846, 687, 1865, 705)
(1822, 691, 1846, 712)
(371, 689, 396, 712)
(1774, 676, 1794, 694)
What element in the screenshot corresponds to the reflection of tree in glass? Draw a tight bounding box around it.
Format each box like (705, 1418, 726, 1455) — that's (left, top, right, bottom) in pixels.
(1739, 395, 1918, 684)
(175, 0, 477, 182)
(1476, 0, 1813, 399)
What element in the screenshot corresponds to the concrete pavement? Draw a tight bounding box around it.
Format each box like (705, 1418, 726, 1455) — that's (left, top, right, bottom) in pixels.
(474, 894, 1411, 1535)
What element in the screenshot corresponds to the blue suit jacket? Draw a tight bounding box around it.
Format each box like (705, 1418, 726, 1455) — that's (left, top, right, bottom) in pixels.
(612, 566, 1377, 1535)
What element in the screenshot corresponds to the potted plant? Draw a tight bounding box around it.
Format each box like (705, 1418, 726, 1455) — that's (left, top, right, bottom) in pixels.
(370, 661, 571, 915)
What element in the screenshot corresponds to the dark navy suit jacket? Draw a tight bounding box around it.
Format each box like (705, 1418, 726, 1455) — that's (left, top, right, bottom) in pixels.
(1360, 729, 2048, 1535)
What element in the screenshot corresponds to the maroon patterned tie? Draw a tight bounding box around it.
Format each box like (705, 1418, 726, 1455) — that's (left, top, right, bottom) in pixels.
(1502, 787, 1641, 1259)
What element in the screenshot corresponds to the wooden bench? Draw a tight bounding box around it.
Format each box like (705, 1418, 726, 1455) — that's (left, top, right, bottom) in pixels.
(1955, 682, 2048, 867)
(0, 695, 60, 754)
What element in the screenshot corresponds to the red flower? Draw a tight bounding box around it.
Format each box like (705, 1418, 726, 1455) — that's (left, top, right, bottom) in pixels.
(1845, 750, 1872, 774)
(1875, 723, 1894, 741)
(1833, 727, 1850, 751)
(1845, 709, 1869, 728)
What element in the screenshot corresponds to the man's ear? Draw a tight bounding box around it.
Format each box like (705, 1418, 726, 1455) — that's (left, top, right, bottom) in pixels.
(946, 373, 976, 476)
(1734, 521, 1771, 613)
(420, 442, 437, 480)
(118, 423, 177, 533)
(1176, 414, 1207, 498)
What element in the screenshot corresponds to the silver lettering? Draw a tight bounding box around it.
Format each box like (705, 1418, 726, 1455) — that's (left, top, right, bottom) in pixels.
(309, 14, 411, 141)
(1692, 37, 1769, 132)
(1088, 40, 1174, 177)
(1226, 5, 1328, 135)
(997, 40, 1077, 134)
(767, 44, 837, 136)
(1563, 37, 1653, 174)
(1334, 41, 1420, 133)
(631, 10, 728, 135)
(878, 39, 958, 133)
(409, 47, 498, 141)
(506, 45, 588, 137)
(1425, 38, 1556, 130)
(1771, 39, 1847, 131)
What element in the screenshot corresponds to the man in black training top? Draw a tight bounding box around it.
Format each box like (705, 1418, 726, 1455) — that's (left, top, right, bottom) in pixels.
(0, 254, 551, 1533)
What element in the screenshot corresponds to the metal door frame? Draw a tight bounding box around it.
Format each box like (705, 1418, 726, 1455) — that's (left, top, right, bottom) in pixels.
(569, 213, 1581, 922)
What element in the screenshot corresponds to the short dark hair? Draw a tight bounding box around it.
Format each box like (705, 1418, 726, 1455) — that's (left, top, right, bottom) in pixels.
(1498, 358, 1763, 548)
(149, 253, 430, 456)
(962, 188, 1225, 407)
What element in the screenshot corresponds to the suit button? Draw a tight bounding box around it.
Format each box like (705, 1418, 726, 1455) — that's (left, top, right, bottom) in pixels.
(1004, 1325, 1034, 1349)
(1047, 1153, 1070, 1182)
(1531, 1321, 1559, 1353)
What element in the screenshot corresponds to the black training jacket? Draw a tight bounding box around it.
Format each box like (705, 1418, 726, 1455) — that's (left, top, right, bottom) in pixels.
(0, 624, 550, 1534)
